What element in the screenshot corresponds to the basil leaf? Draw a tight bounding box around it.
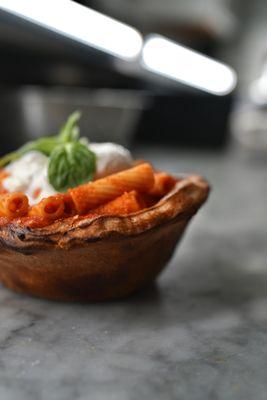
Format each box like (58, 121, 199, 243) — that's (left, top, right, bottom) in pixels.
(0, 137, 59, 167)
(48, 142, 96, 192)
(20, 136, 60, 156)
(58, 111, 81, 143)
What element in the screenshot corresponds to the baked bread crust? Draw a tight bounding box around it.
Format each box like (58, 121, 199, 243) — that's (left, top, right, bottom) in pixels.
(0, 175, 209, 301)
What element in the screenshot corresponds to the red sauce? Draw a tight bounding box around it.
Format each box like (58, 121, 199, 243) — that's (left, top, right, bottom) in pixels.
(32, 187, 42, 199)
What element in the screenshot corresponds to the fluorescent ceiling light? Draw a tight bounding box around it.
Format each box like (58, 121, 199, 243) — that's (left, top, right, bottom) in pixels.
(142, 35, 237, 95)
(0, 0, 143, 60)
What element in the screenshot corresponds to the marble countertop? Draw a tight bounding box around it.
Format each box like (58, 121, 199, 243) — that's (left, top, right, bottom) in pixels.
(0, 145, 266, 400)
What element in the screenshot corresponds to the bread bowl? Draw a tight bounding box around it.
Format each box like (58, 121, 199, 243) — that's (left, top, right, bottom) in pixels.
(0, 113, 209, 301)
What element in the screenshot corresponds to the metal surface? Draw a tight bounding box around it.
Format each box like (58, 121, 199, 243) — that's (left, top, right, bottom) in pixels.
(0, 87, 148, 153)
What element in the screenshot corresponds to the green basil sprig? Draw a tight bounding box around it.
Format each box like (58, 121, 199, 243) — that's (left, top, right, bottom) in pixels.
(0, 137, 59, 168)
(0, 111, 96, 192)
(58, 110, 81, 143)
(48, 142, 96, 192)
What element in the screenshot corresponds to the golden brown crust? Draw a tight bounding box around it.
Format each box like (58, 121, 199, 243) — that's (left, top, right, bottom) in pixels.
(0, 175, 210, 301)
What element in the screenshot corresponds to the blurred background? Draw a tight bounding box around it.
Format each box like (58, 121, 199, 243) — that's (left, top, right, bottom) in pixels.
(0, 0, 267, 153)
(1, 3, 267, 398)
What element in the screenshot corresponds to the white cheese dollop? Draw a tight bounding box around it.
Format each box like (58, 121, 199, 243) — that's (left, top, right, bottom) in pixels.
(89, 142, 133, 179)
(2, 143, 133, 205)
(3, 151, 57, 205)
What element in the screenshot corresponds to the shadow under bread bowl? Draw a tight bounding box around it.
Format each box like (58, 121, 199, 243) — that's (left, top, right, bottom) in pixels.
(0, 175, 209, 302)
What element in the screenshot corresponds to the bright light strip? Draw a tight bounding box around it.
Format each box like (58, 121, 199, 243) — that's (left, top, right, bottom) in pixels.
(0, 0, 143, 60)
(142, 35, 237, 95)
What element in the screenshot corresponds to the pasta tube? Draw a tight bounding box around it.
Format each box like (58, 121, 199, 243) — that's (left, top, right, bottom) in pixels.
(69, 163, 154, 214)
(57, 193, 77, 217)
(29, 195, 65, 222)
(0, 192, 29, 219)
(149, 172, 177, 197)
(92, 191, 144, 216)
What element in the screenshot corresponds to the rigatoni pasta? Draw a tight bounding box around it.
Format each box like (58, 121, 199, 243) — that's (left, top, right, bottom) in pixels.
(29, 195, 65, 222)
(0, 161, 179, 228)
(149, 172, 177, 198)
(69, 163, 155, 214)
(58, 193, 77, 217)
(0, 192, 29, 219)
(91, 191, 144, 216)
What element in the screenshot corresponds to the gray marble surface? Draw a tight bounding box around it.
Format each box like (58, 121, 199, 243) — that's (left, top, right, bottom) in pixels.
(0, 145, 266, 400)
